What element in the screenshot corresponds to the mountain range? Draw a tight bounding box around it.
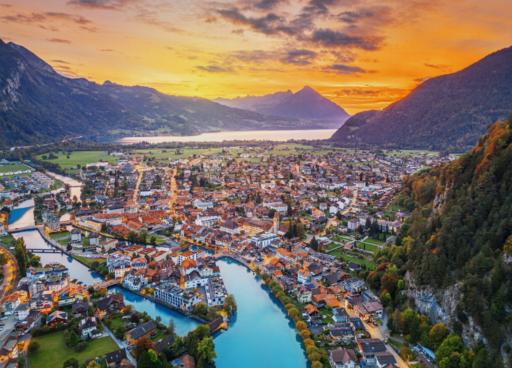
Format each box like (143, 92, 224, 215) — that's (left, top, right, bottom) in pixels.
(215, 86, 349, 127)
(0, 39, 347, 147)
(331, 46, 512, 152)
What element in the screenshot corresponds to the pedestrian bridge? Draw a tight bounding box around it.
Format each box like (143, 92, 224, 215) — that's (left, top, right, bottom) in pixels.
(91, 278, 122, 290)
(29, 248, 64, 254)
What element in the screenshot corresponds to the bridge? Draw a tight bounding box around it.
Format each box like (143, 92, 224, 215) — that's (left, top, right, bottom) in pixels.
(29, 248, 65, 254)
(91, 278, 122, 290)
(9, 226, 37, 233)
(213, 252, 250, 268)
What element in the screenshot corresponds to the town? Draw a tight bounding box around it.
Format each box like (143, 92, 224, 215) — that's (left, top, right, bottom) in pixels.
(0, 143, 449, 368)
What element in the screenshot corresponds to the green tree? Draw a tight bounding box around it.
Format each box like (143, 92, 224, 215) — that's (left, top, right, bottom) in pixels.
(436, 335, 464, 365)
(62, 358, 79, 368)
(196, 337, 216, 368)
(223, 294, 237, 317)
(14, 238, 28, 276)
(137, 349, 161, 368)
(28, 340, 40, 353)
(428, 323, 450, 350)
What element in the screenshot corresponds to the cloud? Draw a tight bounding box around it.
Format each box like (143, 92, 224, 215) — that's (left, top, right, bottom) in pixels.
(67, 0, 133, 10)
(47, 38, 72, 44)
(228, 48, 317, 66)
(0, 11, 96, 31)
(328, 63, 366, 74)
(217, 8, 293, 35)
(311, 29, 382, 50)
(254, 0, 285, 10)
(280, 49, 317, 65)
(196, 64, 234, 73)
(424, 63, 450, 70)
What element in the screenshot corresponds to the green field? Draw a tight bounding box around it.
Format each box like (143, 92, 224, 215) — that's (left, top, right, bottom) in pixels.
(356, 242, 379, 253)
(269, 143, 344, 157)
(329, 248, 375, 269)
(38, 151, 118, 172)
(28, 331, 118, 368)
(74, 255, 106, 268)
(384, 149, 438, 158)
(50, 231, 70, 245)
(0, 163, 32, 175)
(135, 147, 225, 161)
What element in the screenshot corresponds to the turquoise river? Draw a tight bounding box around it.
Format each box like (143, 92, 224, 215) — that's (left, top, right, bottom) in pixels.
(12, 228, 307, 368)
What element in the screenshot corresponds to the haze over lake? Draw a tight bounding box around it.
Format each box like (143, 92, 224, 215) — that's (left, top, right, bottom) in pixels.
(117, 129, 337, 144)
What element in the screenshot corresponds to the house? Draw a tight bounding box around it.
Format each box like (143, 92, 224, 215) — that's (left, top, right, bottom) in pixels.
(72, 300, 89, 318)
(356, 300, 383, 321)
(47, 310, 68, 326)
(125, 320, 157, 346)
(171, 354, 195, 368)
(154, 335, 175, 355)
(375, 352, 397, 368)
(14, 304, 29, 321)
(329, 323, 355, 344)
(333, 308, 350, 323)
(357, 339, 387, 366)
(329, 347, 358, 368)
(105, 349, 128, 367)
(79, 317, 100, 339)
(71, 229, 82, 243)
(96, 294, 125, 319)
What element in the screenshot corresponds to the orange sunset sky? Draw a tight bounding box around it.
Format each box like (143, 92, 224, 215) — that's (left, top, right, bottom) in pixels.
(1, 0, 511, 114)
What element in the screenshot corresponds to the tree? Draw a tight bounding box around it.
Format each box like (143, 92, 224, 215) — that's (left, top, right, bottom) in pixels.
(436, 335, 464, 365)
(192, 303, 209, 319)
(196, 337, 216, 368)
(137, 349, 161, 368)
(14, 238, 28, 276)
(223, 294, 237, 317)
(29, 341, 40, 353)
(134, 336, 153, 358)
(64, 329, 80, 348)
(428, 323, 450, 350)
(309, 237, 319, 251)
(62, 358, 79, 368)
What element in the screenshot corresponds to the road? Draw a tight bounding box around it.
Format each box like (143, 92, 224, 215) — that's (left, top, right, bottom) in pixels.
(345, 306, 409, 368)
(167, 167, 178, 215)
(0, 246, 18, 302)
(132, 163, 146, 208)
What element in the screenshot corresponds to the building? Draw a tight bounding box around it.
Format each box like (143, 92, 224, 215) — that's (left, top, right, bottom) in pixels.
(154, 283, 201, 311)
(251, 232, 278, 248)
(125, 320, 157, 346)
(329, 347, 358, 368)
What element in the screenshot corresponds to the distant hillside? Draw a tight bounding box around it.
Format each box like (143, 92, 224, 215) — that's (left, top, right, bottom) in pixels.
(331, 46, 512, 152)
(395, 116, 512, 357)
(216, 86, 349, 128)
(0, 39, 324, 147)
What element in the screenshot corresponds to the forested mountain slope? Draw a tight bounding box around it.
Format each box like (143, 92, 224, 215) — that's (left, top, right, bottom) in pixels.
(396, 116, 512, 355)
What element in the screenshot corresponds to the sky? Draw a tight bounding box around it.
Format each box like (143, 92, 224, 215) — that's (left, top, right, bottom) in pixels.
(1, 0, 511, 114)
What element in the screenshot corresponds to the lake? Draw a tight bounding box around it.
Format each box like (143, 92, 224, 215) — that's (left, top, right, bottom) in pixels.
(117, 129, 336, 144)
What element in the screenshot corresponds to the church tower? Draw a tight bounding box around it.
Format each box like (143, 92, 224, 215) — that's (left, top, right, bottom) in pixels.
(273, 211, 280, 234)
